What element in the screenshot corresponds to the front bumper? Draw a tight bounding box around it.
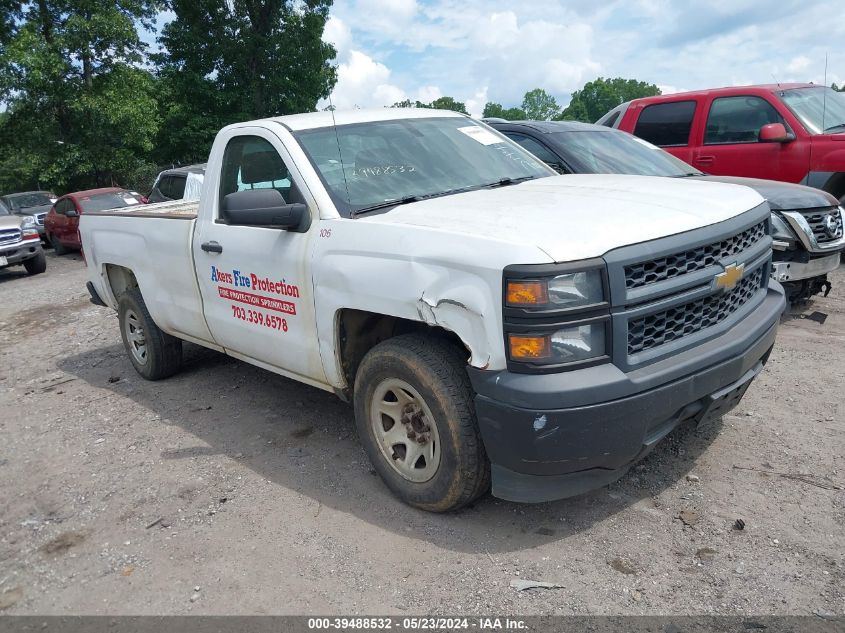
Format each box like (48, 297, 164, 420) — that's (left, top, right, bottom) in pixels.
(771, 252, 840, 283)
(469, 284, 785, 503)
(0, 240, 43, 266)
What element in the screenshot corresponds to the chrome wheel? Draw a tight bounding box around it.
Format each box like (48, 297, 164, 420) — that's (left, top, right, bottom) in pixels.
(370, 378, 441, 483)
(124, 309, 148, 365)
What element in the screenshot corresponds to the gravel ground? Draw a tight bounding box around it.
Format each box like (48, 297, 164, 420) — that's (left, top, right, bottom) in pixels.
(0, 251, 843, 616)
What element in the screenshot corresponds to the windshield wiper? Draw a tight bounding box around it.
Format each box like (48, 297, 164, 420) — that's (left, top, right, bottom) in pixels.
(670, 172, 705, 178)
(353, 195, 422, 217)
(823, 123, 845, 133)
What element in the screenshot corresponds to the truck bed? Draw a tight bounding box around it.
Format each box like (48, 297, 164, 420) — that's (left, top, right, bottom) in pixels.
(86, 199, 199, 219)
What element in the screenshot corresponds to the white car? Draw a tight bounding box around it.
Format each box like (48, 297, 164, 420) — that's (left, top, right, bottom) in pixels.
(80, 109, 785, 511)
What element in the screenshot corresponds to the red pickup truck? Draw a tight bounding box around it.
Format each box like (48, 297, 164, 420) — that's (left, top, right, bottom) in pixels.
(599, 84, 845, 205)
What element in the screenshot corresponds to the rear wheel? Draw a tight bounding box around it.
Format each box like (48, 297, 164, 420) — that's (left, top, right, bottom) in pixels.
(353, 334, 490, 512)
(50, 234, 68, 255)
(118, 288, 182, 380)
(23, 251, 46, 275)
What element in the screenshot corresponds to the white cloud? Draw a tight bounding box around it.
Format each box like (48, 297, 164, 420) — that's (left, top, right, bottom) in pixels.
(325, 50, 406, 110)
(323, 0, 845, 117)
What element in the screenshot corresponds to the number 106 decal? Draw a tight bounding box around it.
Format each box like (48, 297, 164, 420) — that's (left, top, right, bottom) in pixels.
(231, 304, 288, 331)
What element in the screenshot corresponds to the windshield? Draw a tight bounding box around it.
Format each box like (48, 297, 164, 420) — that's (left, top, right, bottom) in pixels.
(779, 87, 845, 134)
(294, 117, 552, 215)
(6, 192, 56, 210)
(78, 191, 143, 213)
(553, 130, 699, 176)
(0, 200, 9, 215)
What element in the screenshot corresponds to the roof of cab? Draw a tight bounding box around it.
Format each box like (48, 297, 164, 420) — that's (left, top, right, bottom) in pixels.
(630, 83, 819, 104)
(488, 120, 601, 134)
(260, 108, 467, 132)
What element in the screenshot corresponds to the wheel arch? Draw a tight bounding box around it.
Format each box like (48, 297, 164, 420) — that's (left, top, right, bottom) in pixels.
(333, 308, 472, 400)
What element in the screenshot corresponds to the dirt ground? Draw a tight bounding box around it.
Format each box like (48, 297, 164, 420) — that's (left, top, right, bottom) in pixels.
(0, 251, 842, 616)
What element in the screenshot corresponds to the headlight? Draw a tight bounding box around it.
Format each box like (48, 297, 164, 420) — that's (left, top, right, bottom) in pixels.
(506, 269, 605, 310)
(509, 321, 607, 365)
(20, 216, 36, 229)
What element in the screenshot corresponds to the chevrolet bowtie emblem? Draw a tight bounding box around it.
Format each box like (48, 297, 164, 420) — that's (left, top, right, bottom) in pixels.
(715, 263, 744, 291)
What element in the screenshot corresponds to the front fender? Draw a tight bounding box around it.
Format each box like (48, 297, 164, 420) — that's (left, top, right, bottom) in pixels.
(312, 219, 552, 388)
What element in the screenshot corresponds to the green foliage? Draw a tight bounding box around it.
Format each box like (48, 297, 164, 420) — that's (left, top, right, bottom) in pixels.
(390, 95, 468, 114)
(482, 102, 526, 120)
(154, 0, 338, 164)
(833, 83, 843, 92)
(0, 0, 160, 194)
(521, 88, 560, 120)
(558, 77, 661, 123)
(0, 0, 337, 194)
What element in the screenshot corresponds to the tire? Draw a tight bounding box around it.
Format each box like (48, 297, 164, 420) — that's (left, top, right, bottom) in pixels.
(50, 234, 68, 255)
(23, 251, 47, 275)
(353, 334, 490, 512)
(117, 288, 182, 380)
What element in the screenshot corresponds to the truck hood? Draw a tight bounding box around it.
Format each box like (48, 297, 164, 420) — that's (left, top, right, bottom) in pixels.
(691, 175, 838, 211)
(0, 215, 22, 229)
(14, 203, 53, 216)
(361, 174, 765, 262)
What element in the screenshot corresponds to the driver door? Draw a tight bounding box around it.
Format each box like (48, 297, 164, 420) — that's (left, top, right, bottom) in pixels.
(192, 129, 327, 386)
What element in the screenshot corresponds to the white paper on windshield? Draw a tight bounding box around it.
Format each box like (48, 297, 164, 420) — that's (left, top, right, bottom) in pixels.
(457, 126, 502, 146)
(50, 198, 58, 203)
(123, 197, 140, 205)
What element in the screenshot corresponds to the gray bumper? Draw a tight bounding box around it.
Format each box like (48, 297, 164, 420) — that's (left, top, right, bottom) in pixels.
(469, 284, 785, 503)
(0, 240, 43, 266)
(771, 252, 840, 283)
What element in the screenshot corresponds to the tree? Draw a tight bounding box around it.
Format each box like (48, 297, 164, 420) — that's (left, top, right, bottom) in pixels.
(391, 96, 468, 114)
(428, 96, 468, 114)
(0, 0, 160, 193)
(482, 102, 526, 120)
(155, 0, 338, 164)
(521, 88, 560, 120)
(833, 82, 843, 92)
(559, 77, 661, 123)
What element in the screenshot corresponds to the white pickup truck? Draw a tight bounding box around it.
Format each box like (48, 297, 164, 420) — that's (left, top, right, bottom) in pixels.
(81, 109, 786, 512)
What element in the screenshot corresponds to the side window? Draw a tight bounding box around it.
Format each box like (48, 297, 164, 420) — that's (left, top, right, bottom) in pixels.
(634, 101, 696, 147)
(169, 176, 187, 199)
(220, 136, 298, 213)
(599, 110, 620, 128)
(704, 96, 786, 144)
(505, 133, 562, 166)
(56, 199, 70, 215)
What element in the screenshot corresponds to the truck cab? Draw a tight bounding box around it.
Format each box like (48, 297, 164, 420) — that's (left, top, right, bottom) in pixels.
(601, 84, 845, 205)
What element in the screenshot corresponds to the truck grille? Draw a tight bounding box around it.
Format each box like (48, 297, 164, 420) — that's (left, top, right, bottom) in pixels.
(628, 266, 766, 355)
(0, 228, 22, 246)
(800, 207, 843, 244)
(624, 220, 766, 289)
(35, 213, 47, 226)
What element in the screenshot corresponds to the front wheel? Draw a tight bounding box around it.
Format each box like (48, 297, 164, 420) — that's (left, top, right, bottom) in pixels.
(23, 251, 46, 275)
(353, 334, 490, 512)
(50, 234, 68, 256)
(118, 288, 182, 380)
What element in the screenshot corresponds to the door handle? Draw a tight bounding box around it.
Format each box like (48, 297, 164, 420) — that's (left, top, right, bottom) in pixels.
(201, 241, 223, 254)
(695, 155, 715, 165)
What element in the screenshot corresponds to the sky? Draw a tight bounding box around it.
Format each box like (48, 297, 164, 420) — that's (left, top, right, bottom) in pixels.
(319, 0, 845, 116)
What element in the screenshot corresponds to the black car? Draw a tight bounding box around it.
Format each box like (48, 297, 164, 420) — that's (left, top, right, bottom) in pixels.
(0, 190, 57, 244)
(486, 120, 845, 303)
(148, 164, 206, 203)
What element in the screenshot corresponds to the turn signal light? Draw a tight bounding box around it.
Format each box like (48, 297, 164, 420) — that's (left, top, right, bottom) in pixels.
(506, 280, 548, 306)
(509, 334, 551, 360)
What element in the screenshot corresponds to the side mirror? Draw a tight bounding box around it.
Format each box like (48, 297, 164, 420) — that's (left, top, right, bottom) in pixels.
(222, 189, 310, 233)
(759, 123, 793, 143)
(66, 209, 79, 218)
